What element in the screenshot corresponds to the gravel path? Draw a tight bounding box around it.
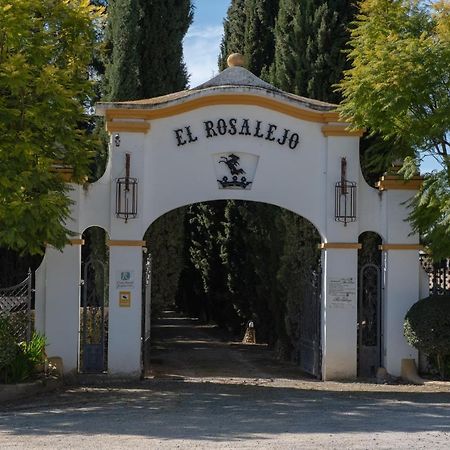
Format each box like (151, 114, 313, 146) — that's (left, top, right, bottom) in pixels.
(1, 311, 449, 449)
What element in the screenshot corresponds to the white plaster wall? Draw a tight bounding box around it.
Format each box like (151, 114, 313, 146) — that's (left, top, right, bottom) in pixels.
(43, 245, 81, 374)
(140, 105, 329, 237)
(107, 246, 143, 376)
(383, 250, 419, 375)
(322, 248, 358, 379)
(34, 255, 47, 334)
(358, 171, 385, 239)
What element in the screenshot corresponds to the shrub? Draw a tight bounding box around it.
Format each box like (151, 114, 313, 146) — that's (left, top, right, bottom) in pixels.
(404, 295, 450, 378)
(0, 318, 19, 382)
(0, 319, 47, 384)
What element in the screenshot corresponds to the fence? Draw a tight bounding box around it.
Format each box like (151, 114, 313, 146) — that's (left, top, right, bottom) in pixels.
(0, 270, 33, 342)
(420, 254, 450, 296)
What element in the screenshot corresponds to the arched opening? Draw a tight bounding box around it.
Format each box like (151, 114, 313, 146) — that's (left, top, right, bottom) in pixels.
(142, 200, 322, 379)
(357, 231, 383, 378)
(79, 226, 109, 373)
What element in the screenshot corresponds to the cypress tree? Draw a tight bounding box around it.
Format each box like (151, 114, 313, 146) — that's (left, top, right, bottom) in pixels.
(105, 0, 193, 101)
(104, 0, 194, 313)
(244, 0, 279, 76)
(104, 0, 141, 101)
(218, 0, 247, 71)
(139, 0, 193, 97)
(271, 0, 355, 102)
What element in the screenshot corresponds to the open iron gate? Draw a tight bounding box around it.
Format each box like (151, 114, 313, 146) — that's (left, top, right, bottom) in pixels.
(80, 257, 108, 373)
(358, 263, 382, 378)
(298, 266, 322, 378)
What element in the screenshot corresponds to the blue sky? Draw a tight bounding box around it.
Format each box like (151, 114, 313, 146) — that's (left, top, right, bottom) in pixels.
(184, 0, 230, 87)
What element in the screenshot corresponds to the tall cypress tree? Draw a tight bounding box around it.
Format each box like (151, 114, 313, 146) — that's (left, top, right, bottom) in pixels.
(244, 0, 279, 76)
(218, 0, 247, 71)
(139, 0, 193, 97)
(105, 0, 193, 100)
(104, 0, 194, 313)
(104, 0, 141, 101)
(271, 0, 355, 102)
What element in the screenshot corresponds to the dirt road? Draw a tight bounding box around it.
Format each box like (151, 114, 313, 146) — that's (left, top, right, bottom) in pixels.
(1, 311, 450, 449)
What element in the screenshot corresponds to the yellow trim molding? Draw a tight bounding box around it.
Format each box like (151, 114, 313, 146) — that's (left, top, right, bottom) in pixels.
(377, 175, 423, 191)
(379, 244, 424, 251)
(104, 95, 346, 124)
(321, 125, 364, 137)
(69, 239, 85, 246)
(106, 121, 151, 134)
(319, 243, 362, 250)
(107, 240, 147, 247)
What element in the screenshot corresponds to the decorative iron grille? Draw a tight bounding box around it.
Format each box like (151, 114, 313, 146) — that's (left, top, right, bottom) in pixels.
(0, 270, 33, 342)
(419, 254, 450, 296)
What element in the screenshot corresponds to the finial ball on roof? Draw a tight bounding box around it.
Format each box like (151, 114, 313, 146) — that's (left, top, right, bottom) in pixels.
(227, 53, 245, 67)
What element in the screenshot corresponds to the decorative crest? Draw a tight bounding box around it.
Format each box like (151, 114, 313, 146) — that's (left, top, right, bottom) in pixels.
(217, 154, 252, 189)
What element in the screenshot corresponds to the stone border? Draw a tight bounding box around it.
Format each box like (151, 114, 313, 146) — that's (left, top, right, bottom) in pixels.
(0, 377, 62, 403)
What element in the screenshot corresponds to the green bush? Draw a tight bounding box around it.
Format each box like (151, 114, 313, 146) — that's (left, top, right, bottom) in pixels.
(0, 320, 47, 384)
(0, 318, 19, 380)
(404, 295, 450, 378)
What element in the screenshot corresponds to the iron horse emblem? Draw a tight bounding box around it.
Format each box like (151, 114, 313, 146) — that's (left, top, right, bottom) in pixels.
(218, 154, 252, 189)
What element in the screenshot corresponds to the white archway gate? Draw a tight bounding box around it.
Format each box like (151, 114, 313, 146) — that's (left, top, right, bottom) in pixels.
(35, 63, 424, 380)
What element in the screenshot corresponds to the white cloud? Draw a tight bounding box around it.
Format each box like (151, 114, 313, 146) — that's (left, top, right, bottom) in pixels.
(184, 25, 223, 88)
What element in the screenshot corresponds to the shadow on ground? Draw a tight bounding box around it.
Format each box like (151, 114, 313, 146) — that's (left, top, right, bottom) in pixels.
(1, 380, 450, 442)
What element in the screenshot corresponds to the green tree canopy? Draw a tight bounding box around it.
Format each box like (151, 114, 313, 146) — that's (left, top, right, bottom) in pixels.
(338, 0, 450, 258)
(0, 0, 103, 254)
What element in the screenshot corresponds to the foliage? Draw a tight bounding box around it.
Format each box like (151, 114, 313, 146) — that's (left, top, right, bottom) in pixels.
(0, 319, 17, 376)
(243, 0, 279, 78)
(0, 320, 47, 384)
(145, 208, 186, 316)
(0, 0, 104, 254)
(278, 212, 321, 359)
(104, 0, 193, 99)
(404, 295, 450, 378)
(218, 0, 247, 71)
(338, 0, 450, 258)
(270, 0, 354, 102)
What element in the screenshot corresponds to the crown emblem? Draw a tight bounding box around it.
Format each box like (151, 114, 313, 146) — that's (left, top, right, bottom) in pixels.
(217, 154, 252, 189)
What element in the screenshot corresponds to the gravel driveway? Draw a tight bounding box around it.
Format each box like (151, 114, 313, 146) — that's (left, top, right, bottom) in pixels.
(1, 312, 449, 449)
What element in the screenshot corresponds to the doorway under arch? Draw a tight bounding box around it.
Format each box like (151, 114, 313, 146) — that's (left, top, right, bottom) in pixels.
(357, 231, 383, 378)
(141, 200, 323, 379)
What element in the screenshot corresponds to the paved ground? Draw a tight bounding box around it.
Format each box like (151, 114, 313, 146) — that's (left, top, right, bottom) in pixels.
(1, 311, 450, 449)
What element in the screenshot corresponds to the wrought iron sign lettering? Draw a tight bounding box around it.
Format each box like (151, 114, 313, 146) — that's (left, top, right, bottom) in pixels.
(174, 117, 301, 150)
(218, 154, 252, 189)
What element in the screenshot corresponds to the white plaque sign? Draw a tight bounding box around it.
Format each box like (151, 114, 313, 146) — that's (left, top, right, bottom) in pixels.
(116, 271, 135, 290)
(329, 277, 356, 308)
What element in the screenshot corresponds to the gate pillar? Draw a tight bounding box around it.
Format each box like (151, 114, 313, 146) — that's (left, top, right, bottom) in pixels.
(39, 240, 82, 374)
(321, 244, 359, 380)
(107, 240, 145, 377)
(381, 248, 420, 376)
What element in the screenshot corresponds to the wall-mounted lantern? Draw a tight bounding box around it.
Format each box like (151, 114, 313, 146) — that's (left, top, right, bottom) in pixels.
(335, 157, 357, 226)
(115, 153, 138, 223)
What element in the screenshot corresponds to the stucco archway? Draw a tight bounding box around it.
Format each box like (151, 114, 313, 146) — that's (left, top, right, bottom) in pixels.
(35, 62, 423, 380)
